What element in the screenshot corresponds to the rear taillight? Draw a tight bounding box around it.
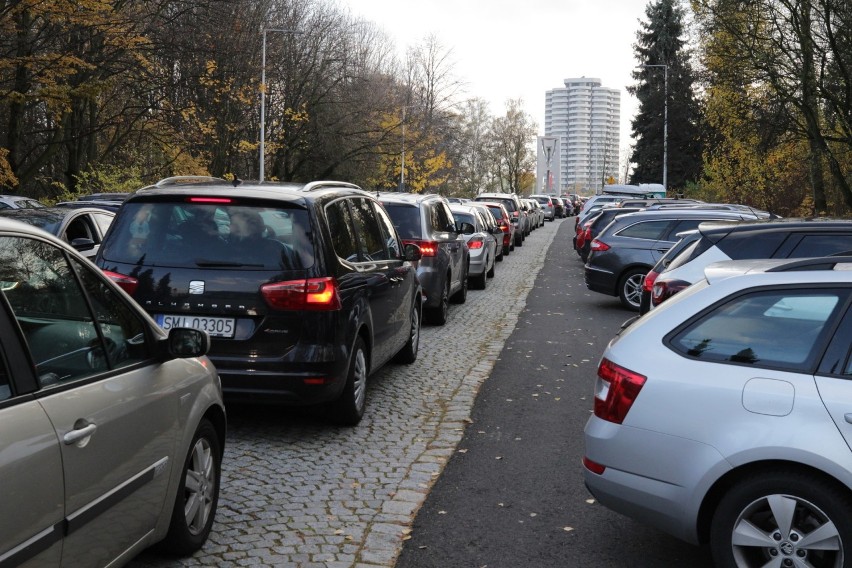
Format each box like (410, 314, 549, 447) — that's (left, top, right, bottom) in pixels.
(403, 240, 438, 257)
(594, 358, 646, 424)
(582, 456, 606, 475)
(589, 239, 610, 252)
(261, 277, 342, 311)
(468, 238, 484, 250)
(583, 227, 592, 241)
(103, 270, 138, 295)
(651, 279, 691, 307)
(643, 270, 660, 293)
(512, 211, 519, 219)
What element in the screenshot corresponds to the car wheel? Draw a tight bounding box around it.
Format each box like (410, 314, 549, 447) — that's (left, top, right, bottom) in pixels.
(515, 234, 523, 247)
(618, 268, 646, 311)
(487, 259, 496, 278)
(393, 302, 420, 364)
(330, 336, 368, 426)
(471, 266, 487, 290)
(158, 419, 221, 556)
(426, 281, 450, 325)
(451, 269, 468, 303)
(710, 470, 852, 568)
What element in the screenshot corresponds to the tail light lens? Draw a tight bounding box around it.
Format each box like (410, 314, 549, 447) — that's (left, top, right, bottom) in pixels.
(103, 270, 138, 295)
(583, 227, 592, 241)
(467, 237, 484, 250)
(261, 277, 342, 311)
(590, 239, 610, 252)
(651, 278, 691, 307)
(404, 240, 438, 257)
(594, 358, 646, 424)
(643, 270, 660, 293)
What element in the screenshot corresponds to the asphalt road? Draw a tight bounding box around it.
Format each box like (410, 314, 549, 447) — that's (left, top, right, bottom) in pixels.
(395, 219, 716, 568)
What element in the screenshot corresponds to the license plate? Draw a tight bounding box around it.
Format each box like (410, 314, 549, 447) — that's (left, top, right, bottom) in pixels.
(156, 314, 236, 338)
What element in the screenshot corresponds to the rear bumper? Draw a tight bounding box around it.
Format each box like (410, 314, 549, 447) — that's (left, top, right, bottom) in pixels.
(584, 264, 617, 296)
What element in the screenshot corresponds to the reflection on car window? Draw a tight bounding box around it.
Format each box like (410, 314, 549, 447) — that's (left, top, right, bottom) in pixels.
(0, 236, 105, 386)
(618, 220, 672, 240)
(374, 204, 401, 259)
(350, 198, 389, 262)
(326, 199, 360, 262)
(382, 204, 421, 240)
(670, 289, 844, 370)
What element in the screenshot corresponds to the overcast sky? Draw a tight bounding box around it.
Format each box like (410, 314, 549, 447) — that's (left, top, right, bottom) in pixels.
(342, 0, 653, 162)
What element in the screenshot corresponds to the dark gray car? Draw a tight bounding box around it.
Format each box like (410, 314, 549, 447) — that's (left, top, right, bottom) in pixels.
(380, 193, 469, 325)
(584, 209, 760, 310)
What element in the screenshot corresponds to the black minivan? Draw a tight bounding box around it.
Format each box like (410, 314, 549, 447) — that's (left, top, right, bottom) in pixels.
(96, 176, 422, 425)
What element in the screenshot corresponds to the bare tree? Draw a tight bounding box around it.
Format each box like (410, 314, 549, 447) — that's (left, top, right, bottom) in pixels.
(489, 99, 537, 194)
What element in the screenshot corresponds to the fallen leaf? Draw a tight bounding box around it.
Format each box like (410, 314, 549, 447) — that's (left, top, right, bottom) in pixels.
(458, 448, 469, 453)
(438, 510, 447, 515)
(586, 499, 596, 504)
(564, 527, 574, 532)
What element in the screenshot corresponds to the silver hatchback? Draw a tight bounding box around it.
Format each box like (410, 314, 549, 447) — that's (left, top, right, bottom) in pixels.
(0, 219, 225, 566)
(584, 256, 852, 567)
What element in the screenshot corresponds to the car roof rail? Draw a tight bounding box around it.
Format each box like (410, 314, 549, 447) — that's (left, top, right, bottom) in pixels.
(300, 181, 362, 192)
(766, 256, 852, 272)
(154, 176, 227, 187)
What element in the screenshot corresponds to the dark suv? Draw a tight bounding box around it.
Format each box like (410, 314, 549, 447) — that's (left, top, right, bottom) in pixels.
(96, 176, 423, 425)
(378, 192, 469, 325)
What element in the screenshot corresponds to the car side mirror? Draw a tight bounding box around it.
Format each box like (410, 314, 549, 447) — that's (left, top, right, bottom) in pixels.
(71, 237, 96, 251)
(459, 222, 475, 235)
(166, 327, 210, 358)
(404, 242, 422, 262)
(492, 226, 503, 235)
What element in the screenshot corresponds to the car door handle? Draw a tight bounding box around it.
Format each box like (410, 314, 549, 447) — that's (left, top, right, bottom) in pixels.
(63, 423, 97, 445)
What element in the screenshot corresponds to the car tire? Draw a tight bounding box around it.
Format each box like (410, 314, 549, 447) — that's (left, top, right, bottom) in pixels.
(618, 268, 646, 311)
(515, 234, 523, 247)
(451, 269, 468, 303)
(710, 469, 852, 568)
(330, 336, 368, 426)
(393, 302, 420, 364)
(158, 419, 221, 556)
(471, 267, 487, 290)
(426, 281, 450, 325)
(487, 260, 496, 278)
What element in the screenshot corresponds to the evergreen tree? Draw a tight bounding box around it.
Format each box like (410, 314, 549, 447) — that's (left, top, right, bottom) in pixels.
(628, 0, 703, 191)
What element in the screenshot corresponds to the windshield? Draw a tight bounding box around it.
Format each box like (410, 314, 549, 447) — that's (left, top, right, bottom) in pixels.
(382, 204, 422, 240)
(100, 201, 314, 270)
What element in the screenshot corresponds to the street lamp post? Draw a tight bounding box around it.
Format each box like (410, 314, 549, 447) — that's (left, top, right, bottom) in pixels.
(398, 105, 416, 192)
(640, 63, 668, 190)
(260, 28, 301, 183)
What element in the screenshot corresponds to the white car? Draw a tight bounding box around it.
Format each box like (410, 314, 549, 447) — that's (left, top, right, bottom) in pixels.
(451, 204, 498, 290)
(584, 255, 852, 567)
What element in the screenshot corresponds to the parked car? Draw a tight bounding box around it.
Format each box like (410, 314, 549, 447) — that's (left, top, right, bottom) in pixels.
(530, 194, 556, 222)
(551, 196, 566, 218)
(616, 197, 702, 208)
(562, 193, 582, 216)
(0, 194, 44, 209)
(0, 206, 115, 258)
(379, 191, 468, 326)
(584, 209, 760, 310)
(450, 204, 498, 289)
(55, 199, 124, 213)
(467, 201, 505, 262)
(578, 194, 624, 218)
(523, 198, 543, 229)
(576, 207, 644, 262)
(477, 200, 514, 257)
(648, 218, 852, 312)
(97, 176, 423, 426)
(638, 228, 702, 314)
(475, 192, 526, 247)
(0, 217, 225, 565)
(76, 192, 131, 202)
(584, 255, 852, 568)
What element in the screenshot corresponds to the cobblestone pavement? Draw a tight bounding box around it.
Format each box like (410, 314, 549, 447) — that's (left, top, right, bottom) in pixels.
(130, 220, 562, 568)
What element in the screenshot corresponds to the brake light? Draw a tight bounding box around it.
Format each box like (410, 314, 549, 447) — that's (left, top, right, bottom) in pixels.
(103, 270, 138, 295)
(643, 270, 660, 293)
(594, 358, 646, 424)
(187, 197, 233, 204)
(589, 239, 610, 252)
(404, 240, 438, 257)
(467, 237, 484, 250)
(261, 277, 342, 311)
(512, 211, 519, 219)
(651, 278, 691, 307)
(583, 227, 592, 241)
(582, 456, 606, 475)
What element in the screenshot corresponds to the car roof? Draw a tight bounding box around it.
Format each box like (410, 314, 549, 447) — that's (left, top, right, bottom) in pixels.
(697, 217, 852, 237)
(609, 208, 759, 225)
(376, 191, 443, 204)
(704, 256, 852, 285)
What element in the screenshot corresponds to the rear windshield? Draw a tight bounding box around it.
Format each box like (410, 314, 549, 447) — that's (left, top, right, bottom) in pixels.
(99, 201, 314, 270)
(453, 212, 475, 230)
(477, 197, 517, 213)
(534, 197, 550, 204)
(382, 203, 421, 240)
(483, 206, 506, 220)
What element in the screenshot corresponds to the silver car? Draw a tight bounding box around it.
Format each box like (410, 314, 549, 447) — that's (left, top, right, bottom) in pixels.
(0, 218, 225, 566)
(584, 256, 852, 567)
(451, 204, 498, 289)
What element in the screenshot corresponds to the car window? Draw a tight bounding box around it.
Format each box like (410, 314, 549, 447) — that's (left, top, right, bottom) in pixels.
(92, 212, 114, 235)
(382, 203, 422, 240)
(0, 235, 147, 386)
(100, 201, 314, 269)
(616, 220, 672, 240)
(65, 215, 95, 242)
(325, 199, 360, 262)
(788, 234, 852, 258)
(432, 202, 456, 233)
(350, 198, 389, 262)
(374, 204, 401, 259)
(453, 212, 476, 231)
(669, 289, 845, 370)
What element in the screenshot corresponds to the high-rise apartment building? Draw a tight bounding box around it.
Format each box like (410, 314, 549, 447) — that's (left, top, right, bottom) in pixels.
(543, 77, 620, 193)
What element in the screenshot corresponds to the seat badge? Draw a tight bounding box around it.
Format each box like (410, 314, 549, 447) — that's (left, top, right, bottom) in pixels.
(189, 281, 205, 295)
